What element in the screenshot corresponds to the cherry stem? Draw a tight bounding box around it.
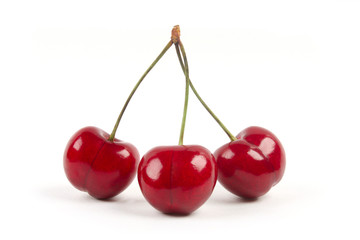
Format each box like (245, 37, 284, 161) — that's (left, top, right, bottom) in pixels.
(108, 40, 173, 141)
(178, 41, 190, 145)
(175, 44, 237, 142)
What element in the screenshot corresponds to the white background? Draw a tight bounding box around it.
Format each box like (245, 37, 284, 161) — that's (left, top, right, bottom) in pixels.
(1, 0, 359, 239)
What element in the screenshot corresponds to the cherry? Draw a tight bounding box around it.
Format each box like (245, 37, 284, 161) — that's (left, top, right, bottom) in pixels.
(138, 27, 217, 214)
(63, 38, 173, 199)
(138, 145, 217, 214)
(214, 126, 286, 198)
(64, 126, 139, 199)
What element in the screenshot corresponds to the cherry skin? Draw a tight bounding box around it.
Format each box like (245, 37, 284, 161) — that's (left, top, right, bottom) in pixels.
(63, 126, 139, 199)
(214, 126, 285, 199)
(138, 145, 217, 215)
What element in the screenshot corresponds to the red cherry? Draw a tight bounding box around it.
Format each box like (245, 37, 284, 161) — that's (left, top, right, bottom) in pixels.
(214, 126, 285, 199)
(64, 126, 139, 199)
(138, 145, 217, 215)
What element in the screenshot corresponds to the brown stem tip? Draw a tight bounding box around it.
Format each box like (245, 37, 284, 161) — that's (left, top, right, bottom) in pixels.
(171, 25, 181, 44)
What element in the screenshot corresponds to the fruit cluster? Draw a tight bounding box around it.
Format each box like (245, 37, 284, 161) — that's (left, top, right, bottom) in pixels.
(63, 26, 286, 215)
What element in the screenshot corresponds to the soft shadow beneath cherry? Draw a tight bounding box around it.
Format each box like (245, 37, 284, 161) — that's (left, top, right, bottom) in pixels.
(209, 194, 266, 204)
(163, 212, 192, 218)
(237, 197, 259, 203)
(83, 194, 121, 203)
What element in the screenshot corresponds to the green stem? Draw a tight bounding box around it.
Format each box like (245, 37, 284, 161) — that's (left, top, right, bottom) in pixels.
(175, 44, 237, 141)
(108, 40, 173, 141)
(178, 41, 190, 145)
